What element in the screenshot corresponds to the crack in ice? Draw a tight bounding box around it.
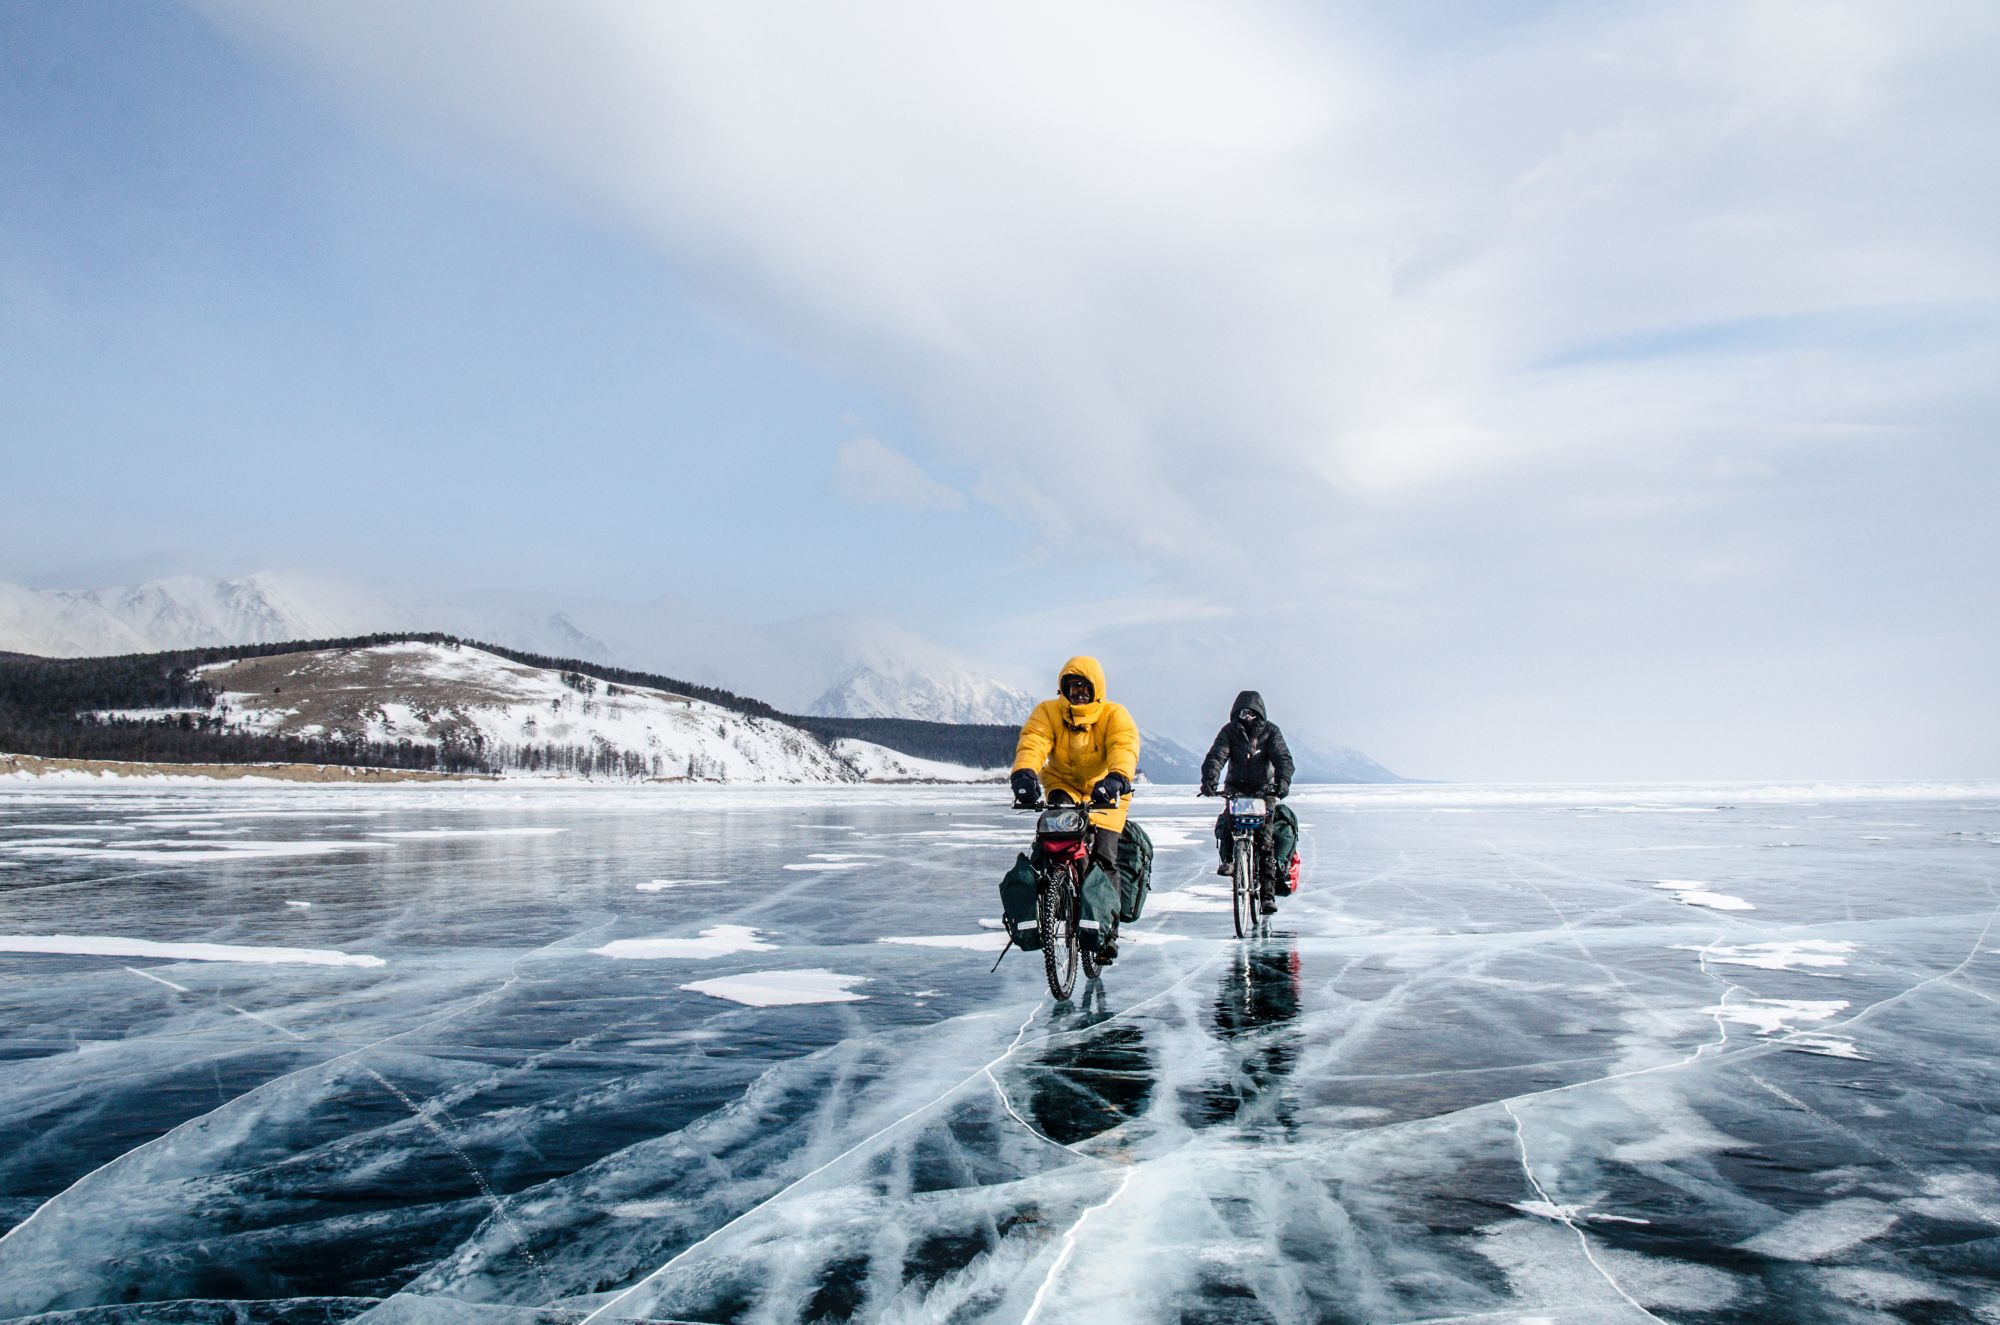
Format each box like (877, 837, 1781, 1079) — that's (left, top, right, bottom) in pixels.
(1502, 1100, 1666, 1323)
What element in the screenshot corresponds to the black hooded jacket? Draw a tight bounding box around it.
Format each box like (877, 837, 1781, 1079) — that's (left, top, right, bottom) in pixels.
(1200, 690, 1295, 797)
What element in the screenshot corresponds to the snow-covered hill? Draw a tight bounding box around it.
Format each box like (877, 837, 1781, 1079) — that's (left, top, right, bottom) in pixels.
(0, 571, 1032, 723)
(191, 642, 858, 782)
(829, 739, 1005, 783)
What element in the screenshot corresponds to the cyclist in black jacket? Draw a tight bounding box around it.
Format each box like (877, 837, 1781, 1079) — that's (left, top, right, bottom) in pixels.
(1200, 690, 1297, 913)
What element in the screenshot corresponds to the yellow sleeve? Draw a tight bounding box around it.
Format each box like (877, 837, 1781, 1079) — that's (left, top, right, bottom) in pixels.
(1104, 704, 1140, 781)
(1013, 701, 1057, 774)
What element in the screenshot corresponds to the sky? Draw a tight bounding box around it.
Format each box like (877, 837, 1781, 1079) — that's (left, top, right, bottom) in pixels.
(3, 0, 1996, 781)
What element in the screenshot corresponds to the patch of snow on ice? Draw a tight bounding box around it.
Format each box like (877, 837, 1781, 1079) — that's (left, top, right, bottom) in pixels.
(1785, 1036, 1869, 1060)
(1679, 939, 1857, 971)
(1711, 998, 1848, 1036)
(592, 926, 776, 960)
(637, 879, 725, 891)
(879, 934, 1003, 951)
(284, 900, 312, 910)
(783, 861, 868, 871)
(0, 934, 383, 967)
(1653, 880, 1755, 910)
(680, 968, 869, 1006)
(1144, 890, 1230, 914)
(367, 827, 565, 839)
(10, 839, 391, 863)
(1137, 822, 1206, 849)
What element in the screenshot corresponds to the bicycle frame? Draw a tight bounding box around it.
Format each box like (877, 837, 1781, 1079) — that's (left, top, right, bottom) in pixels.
(1027, 799, 1099, 999)
(1222, 794, 1268, 938)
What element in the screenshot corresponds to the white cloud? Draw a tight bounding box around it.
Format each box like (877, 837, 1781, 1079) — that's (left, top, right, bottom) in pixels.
(193, 0, 2000, 778)
(198, 1, 1999, 529)
(834, 435, 963, 511)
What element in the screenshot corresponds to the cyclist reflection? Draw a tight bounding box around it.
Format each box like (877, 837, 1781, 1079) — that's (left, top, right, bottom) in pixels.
(1193, 937, 1304, 1133)
(1019, 987, 1155, 1148)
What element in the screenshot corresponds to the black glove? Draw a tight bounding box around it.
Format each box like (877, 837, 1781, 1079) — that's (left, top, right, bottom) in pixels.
(1010, 769, 1041, 808)
(1199, 781, 1217, 798)
(1272, 783, 1290, 800)
(1089, 771, 1131, 808)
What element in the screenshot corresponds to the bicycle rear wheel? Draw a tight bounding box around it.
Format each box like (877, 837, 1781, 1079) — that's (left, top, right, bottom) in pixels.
(1039, 864, 1079, 1000)
(1232, 839, 1256, 938)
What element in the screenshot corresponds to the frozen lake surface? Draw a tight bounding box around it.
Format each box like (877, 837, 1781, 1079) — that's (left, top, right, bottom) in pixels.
(1, 778, 1997, 1324)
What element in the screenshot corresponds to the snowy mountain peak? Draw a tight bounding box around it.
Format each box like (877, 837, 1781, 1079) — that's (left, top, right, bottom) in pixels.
(808, 663, 1035, 726)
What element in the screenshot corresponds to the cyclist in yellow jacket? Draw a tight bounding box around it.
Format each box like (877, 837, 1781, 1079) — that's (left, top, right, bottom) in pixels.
(1010, 653, 1139, 872)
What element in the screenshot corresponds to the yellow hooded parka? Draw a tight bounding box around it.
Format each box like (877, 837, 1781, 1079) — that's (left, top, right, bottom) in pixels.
(1012, 655, 1140, 833)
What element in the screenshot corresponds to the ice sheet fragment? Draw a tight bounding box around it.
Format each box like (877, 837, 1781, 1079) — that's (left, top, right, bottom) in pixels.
(0, 934, 384, 967)
(679, 968, 869, 1005)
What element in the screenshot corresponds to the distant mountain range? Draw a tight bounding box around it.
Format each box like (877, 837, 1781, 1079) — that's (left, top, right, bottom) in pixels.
(0, 571, 1400, 781)
(0, 571, 1035, 725)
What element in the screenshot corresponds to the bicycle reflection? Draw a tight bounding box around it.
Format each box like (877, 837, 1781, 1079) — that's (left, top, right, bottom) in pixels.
(1018, 982, 1156, 1148)
(1192, 937, 1304, 1133)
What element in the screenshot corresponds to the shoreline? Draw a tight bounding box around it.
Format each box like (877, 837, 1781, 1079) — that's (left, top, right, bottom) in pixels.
(0, 752, 496, 784)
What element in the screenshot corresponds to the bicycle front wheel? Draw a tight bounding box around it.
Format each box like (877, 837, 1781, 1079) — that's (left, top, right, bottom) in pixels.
(1039, 864, 1079, 1001)
(1232, 839, 1256, 938)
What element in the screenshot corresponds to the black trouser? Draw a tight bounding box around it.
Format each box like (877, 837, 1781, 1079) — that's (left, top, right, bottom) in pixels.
(1215, 811, 1278, 900)
(1088, 826, 1120, 876)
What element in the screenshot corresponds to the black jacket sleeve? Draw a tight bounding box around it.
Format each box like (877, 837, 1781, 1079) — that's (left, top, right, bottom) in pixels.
(1200, 726, 1230, 790)
(1265, 723, 1295, 796)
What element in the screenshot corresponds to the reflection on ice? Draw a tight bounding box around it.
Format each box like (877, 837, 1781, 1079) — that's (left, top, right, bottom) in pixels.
(0, 779, 1996, 1322)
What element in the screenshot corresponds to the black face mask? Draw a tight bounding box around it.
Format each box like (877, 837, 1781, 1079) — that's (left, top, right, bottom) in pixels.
(1236, 710, 1261, 729)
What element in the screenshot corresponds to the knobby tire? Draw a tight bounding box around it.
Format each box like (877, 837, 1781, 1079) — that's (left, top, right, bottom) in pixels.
(1039, 862, 1079, 1001)
(1232, 838, 1256, 939)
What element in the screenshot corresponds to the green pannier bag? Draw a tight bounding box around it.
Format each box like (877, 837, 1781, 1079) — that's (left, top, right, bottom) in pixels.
(1078, 862, 1122, 948)
(999, 853, 1041, 951)
(1115, 819, 1154, 923)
